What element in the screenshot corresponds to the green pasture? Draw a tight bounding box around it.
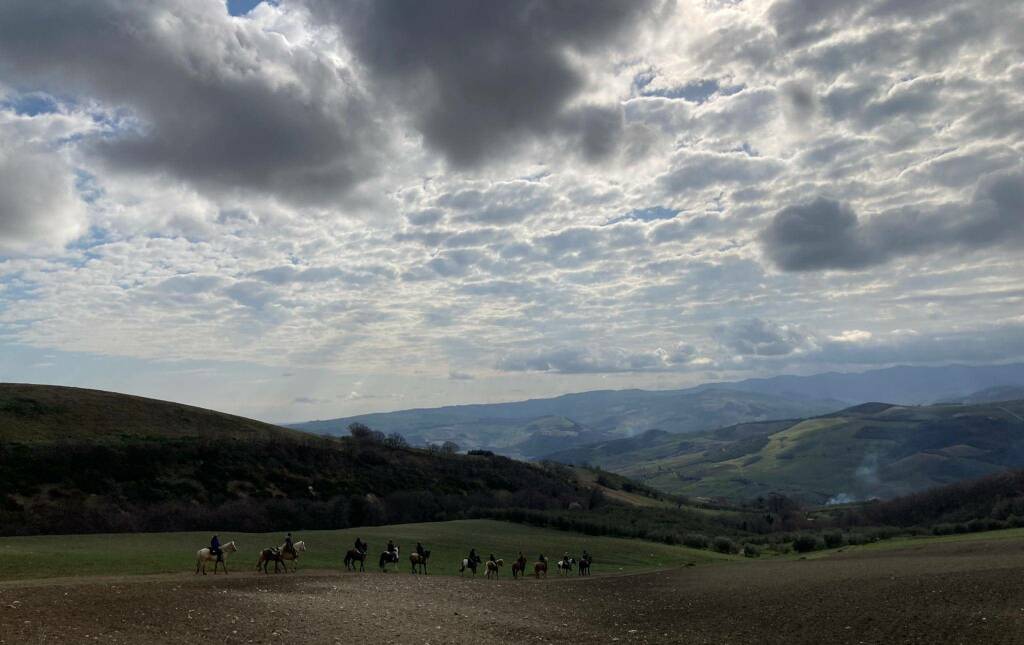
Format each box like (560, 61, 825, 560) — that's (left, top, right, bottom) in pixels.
(0, 519, 732, 581)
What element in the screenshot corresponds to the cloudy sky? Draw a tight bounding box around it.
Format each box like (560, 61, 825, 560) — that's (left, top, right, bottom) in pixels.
(0, 0, 1022, 422)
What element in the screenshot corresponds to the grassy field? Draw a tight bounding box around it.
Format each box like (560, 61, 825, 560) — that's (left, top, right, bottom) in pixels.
(0, 519, 732, 581)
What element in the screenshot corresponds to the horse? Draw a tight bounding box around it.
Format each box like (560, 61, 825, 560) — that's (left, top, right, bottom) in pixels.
(511, 555, 528, 579)
(485, 558, 503, 579)
(410, 550, 430, 574)
(534, 561, 547, 578)
(459, 555, 482, 576)
(258, 540, 306, 573)
(557, 557, 575, 575)
(379, 546, 400, 572)
(344, 546, 368, 572)
(578, 555, 592, 576)
(257, 547, 286, 574)
(195, 541, 237, 575)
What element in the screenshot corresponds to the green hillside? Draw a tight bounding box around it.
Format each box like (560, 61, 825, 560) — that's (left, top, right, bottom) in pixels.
(0, 382, 299, 443)
(0, 384, 602, 536)
(0, 384, 746, 543)
(549, 400, 1024, 504)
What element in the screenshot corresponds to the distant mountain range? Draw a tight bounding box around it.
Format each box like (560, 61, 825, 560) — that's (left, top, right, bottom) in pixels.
(547, 398, 1024, 504)
(290, 363, 1024, 457)
(290, 388, 843, 457)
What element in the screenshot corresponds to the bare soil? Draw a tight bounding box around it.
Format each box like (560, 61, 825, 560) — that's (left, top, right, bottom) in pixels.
(3, 538, 1024, 644)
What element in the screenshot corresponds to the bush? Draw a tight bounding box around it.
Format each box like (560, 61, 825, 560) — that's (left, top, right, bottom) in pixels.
(792, 534, 822, 553)
(712, 536, 738, 554)
(742, 543, 761, 557)
(846, 532, 869, 545)
(823, 531, 845, 549)
(683, 533, 710, 550)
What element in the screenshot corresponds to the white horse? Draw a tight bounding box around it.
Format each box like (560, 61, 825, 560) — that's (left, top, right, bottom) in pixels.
(278, 540, 306, 571)
(195, 541, 238, 575)
(485, 558, 504, 579)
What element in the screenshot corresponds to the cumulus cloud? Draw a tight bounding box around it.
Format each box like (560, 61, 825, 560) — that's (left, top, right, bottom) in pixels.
(714, 318, 816, 357)
(0, 0, 381, 204)
(761, 170, 1024, 271)
(306, 0, 655, 167)
(1, 0, 1023, 415)
(0, 140, 85, 254)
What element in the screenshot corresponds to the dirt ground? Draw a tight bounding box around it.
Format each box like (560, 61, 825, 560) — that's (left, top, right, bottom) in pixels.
(2, 538, 1024, 644)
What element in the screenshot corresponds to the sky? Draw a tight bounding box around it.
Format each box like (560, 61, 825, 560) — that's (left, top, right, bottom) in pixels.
(0, 0, 1022, 423)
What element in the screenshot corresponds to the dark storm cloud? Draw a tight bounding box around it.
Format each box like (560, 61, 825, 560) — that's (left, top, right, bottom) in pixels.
(306, 0, 655, 167)
(761, 170, 1024, 271)
(0, 0, 379, 204)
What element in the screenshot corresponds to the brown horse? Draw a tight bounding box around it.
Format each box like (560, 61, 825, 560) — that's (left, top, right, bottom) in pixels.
(410, 550, 430, 574)
(534, 561, 547, 578)
(578, 555, 592, 576)
(256, 548, 287, 574)
(511, 555, 528, 578)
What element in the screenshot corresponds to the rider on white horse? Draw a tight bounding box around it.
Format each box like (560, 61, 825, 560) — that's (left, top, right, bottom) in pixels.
(283, 533, 296, 557)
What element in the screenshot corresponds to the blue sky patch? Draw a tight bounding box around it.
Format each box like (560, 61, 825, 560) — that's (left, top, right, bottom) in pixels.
(227, 0, 263, 16)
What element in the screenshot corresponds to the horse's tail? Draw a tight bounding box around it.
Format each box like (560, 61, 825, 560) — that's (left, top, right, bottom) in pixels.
(344, 551, 352, 567)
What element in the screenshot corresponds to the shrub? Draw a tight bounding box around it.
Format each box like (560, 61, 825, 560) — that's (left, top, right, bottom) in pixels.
(683, 533, 710, 550)
(792, 534, 822, 553)
(846, 532, 869, 545)
(742, 543, 761, 557)
(823, 531, 845, 549)
(713, 536, 738, 554)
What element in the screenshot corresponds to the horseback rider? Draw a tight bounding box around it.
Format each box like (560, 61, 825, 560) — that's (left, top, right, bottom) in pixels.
(415, 542, 426, 557)
(354, 537, 366, 554)
(582, 549, 591, 563)
(488, 553, 496, 564)
(468, 548, 478, 564)
(386, 539, 397, 561)
(562, 551, 570, 565)
(538, 553, 546, 564)
(210, 535, 222, 562)
(283, 532, 296, 556)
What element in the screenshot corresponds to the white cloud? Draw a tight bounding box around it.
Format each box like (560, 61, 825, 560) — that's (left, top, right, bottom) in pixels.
(0, 0, 1022, 418)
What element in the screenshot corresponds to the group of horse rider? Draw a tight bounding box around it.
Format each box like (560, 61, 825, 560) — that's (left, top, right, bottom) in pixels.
(208, 532, 590, 571)
(208, 532, 298, 562)
(468, 547, 591, 567)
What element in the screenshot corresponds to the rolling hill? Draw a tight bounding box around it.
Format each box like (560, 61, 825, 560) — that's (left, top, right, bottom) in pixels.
(547, 399, 1024, 504)
(290, 387, 843, 456)
(0, 383, 618, 536)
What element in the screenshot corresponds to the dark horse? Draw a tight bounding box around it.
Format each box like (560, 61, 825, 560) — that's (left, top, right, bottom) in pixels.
(344, 546, 368, 572)
(256, 548, 287, 574)
(379, 546, 400, 572)
(511, 555, 528, 578)
(410, 550, 430, 574)
(578, 555, 592, 576)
